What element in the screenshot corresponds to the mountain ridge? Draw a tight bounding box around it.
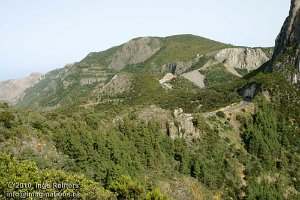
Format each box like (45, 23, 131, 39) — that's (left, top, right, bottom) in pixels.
(1, 1, 300, 199)
(10, 34, 271, 110)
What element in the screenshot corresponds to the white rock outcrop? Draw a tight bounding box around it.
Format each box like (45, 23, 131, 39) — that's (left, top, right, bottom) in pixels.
(215, 48, 270, 71)
(171, 108, 200, 140)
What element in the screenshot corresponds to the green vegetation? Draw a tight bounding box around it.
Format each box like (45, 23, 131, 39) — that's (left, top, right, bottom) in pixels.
(200, 64, 240, 87)
(16, 65, 116, 110)
(0, 153, 115, 199)
(145, 35, 230, 67)
(113, 72, 244, 113)
(79, 46, 120, 67)
(16, 35, 232, 110)
(235, 68, 250, 76)
(186, 55, 211, 72)
(4, 34, 300, 199)
(216, 111, 225, 118)
(0, 103, 247, 199)
(169, 76, 199, 91)
(4, 69, 300, 199)
(237, 72, 300, 199)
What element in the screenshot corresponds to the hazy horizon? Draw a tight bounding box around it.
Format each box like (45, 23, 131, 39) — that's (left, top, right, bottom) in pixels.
(0, 0, 290, 81)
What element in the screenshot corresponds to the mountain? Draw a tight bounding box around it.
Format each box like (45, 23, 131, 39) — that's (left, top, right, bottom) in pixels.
(3, 8, 300, 198)
(0, 72, 43, 104)
(269, 0, 300, 85)
(15, 34, 271, 110)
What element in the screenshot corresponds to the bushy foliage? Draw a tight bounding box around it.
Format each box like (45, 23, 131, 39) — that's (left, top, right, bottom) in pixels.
(0, 102, 250, 199)
(237, 72, 300, 198)
(216, 111, 225, 118)
(109, 175, 145, 200)
(200, 64, 240, 87)
(145, 34, 230, 67)
(16, 34, 231, 111)
(3, 57, 300, 199)
(0, 153, 115, 199)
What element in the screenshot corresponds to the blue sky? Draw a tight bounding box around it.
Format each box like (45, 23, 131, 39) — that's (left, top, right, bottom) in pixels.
(0, 0, 290, 80)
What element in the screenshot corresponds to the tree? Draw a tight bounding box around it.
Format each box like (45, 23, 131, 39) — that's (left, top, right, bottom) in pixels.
(109, 175, 145, 200)
(144, 188, 167, 200)
(216, 111, 225, 118)
(0, 110, 15, 128)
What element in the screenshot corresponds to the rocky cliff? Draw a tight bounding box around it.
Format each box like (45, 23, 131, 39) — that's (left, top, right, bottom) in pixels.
(108, 37, 161, 70)
(159, 47, 271, 80)
(215, 48, 270, 71)
(0, 73, 43, 104)
(137, 105, 200, 140)
(237, 83, 261, 101)
(271, 0, 300, 84)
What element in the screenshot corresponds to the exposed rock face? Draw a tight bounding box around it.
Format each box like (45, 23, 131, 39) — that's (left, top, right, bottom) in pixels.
(181, 70, 205, 88)
(94, 73, 132, 96)
(138, 105, 170, 123)
(159, 58, 199, 75)
(137, 106, 200, 140)
(158, 47, 270, 77)
(0, 73, 43, 104)
(159, 73, 176, 84)
(271, 0, 300, 84)
(237, 83, 261, 101)
(159, 73, 176, 90)
(108, 37, 161, 70)
(172, 108, 200, 140)
(215, 48, 270, 71)
(273, 0, 300, 57)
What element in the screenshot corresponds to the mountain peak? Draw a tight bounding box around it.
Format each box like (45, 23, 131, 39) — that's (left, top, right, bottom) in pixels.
(271, 0, 300, 84)
(273, 0, 300, 56)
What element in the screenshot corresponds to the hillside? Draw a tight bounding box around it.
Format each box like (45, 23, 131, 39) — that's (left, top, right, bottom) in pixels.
(2, 70, 300, 199)
(2, 6, 300, 198)
(15, 34, 271, 111)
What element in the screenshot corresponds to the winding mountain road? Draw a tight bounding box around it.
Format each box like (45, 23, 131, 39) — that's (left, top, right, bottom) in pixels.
(203, 101, 250, 117)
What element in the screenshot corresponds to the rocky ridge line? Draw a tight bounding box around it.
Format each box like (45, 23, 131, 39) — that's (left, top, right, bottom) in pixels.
(271, 0, 300, 84)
